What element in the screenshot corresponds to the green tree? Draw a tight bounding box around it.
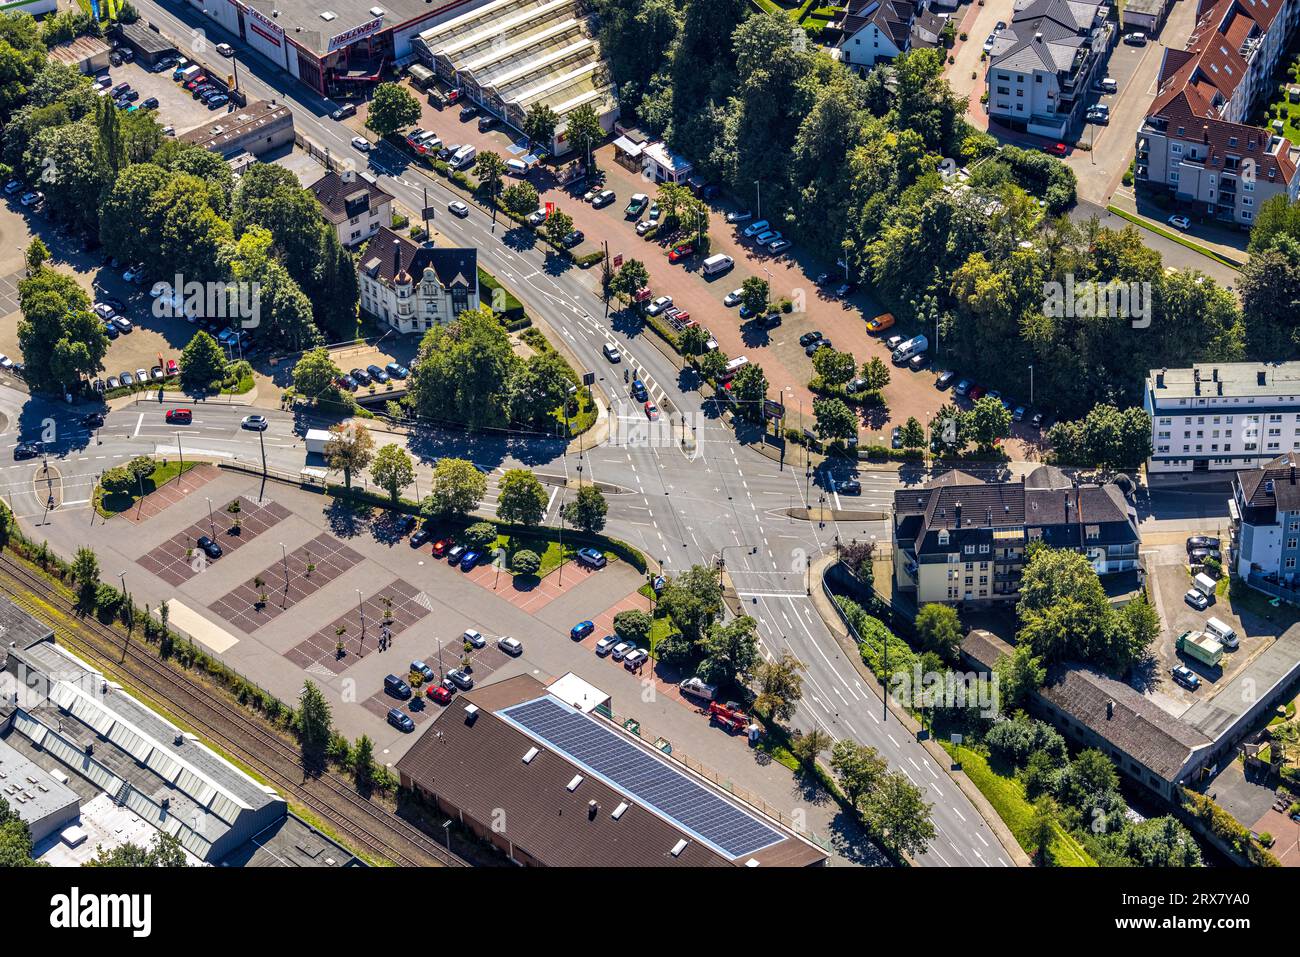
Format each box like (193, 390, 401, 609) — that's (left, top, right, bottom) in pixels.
(369, 444, 415, 504)
(861, 355, 891, 392)
(813, 348, 856, 390)
(507, 349, 573, 429)
(292, 347, 343, 401)
(564, 102, 605, 167)
(523, 102, 560, 150)
(613, 608, 653, 645)
(543, 209, 575, 247)
(790, 728, 833, 769)
(729, 362, 769, 423)
(502, 180, 540, 217)
(297, 681, 333, 761)
(865, 770, 936, 857)
(813, 396, 858, 442)
(511, 549, 541, 575)
(698, 614, 760, 686)
(353, 734, 375, 789)
(563, 484, 607, 533)
(658, 564, 724, 642)
(900, 416, 926, 450)
(994, 644, 1046, 714)
(87, 833, 189, 867)
(740, 276, 769, 315)
(178, 330, 227, 392)
(496, 469, 548, 526)
(1028, 795, 1059, 865)
(463, 521, 497, 550)
(23, 236, 47, 274)
(71, 546, 100, 611)
(16, 268, 107, 393)
(610, 258, 651, 308)
(422, 457, 486, 519)
(966, 395, 1012, 450)
(407, 306, 519, 428)
(365, 82, 420, 138)
(915, 603, 962, 661)
(752, 650, 804, 722)
(830, 739, 887, 809)
(698, 348, 729, 383)
(323, 422, 376, 492)
(476, 150, 507, 221)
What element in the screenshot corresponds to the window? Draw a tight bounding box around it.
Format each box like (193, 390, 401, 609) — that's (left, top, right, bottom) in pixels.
(978, 544, 990, 554)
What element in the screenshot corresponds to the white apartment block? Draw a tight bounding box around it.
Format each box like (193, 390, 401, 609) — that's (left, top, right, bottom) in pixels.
(1144, 363, 1300, 473)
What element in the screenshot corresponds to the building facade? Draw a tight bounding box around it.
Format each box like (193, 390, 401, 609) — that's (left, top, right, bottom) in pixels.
(893, 466, 1139, 606)
(835, 0, 945, 73)
(358, 227, 479, 335)
(1143, 362, 1300, 474)
(1136, 0, 1300, 226)
(1230, 451, 1300, 594)
(985, 0, 1114, 139)
(309, 169, 393, 247)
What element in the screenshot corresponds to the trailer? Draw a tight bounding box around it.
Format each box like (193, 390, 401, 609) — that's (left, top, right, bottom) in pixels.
(708, 700, 748, 733)
(304, 428, 332, 456)
(1177, 630, 1223, 668)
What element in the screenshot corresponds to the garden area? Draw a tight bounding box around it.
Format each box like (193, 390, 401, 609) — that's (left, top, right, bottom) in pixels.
(94, 457, 199, 516)
(1255, 42, 1300, 147)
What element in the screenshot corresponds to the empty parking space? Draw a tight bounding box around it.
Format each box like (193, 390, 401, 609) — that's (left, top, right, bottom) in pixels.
(121, 463, 220, 523)
(208, 533, 362, 633)
(135, 498, 290, 586)
(461, 557, 601, 613)
(284, 578, 432, 674)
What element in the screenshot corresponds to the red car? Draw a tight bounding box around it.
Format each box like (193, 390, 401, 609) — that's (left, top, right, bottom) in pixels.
(165, 359, 178, 377)
(164, 408, 192, 424)
(668, 244, 694, 264)
(429, 683, 454, 705)
(967, 385, 987, 400)
(446, 89, 461, 103)
(1043, 142, 1067, 157)
(431, 538, 451, 557)
(644, 401, 659, 421)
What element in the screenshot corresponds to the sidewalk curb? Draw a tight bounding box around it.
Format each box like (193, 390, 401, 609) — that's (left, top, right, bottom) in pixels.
(806, 554, 1033, 868)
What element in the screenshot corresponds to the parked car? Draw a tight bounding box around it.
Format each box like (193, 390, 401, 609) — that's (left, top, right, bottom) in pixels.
(1167, 214, 1191, 230)
(561, 230, 584, 248)
(570, 620, 595, 641)
(668, 243, 694, 263)
(387, 708, 415, 732)
(410, 527, 431, 548)
(1184, 588, 1211, 611)
(366, 364, 390, 384)
(411, 661, 435, 683)
(459, 549, 482, 570)
(1186, 536, 1221, 551)
(865, 313, 895, 333)
(463, 629, 486, 648)
(1043, 142, 1068, 157)
(141, 96, 159, 110)
(1171, 665, 1201, 690)
(429, 683, 454, 705)
(591, 189, 616, 208)
(446, 668, 474, 691)
(891, 426, 904, 449)
(723, 288, 744, 307)
(1123, 31, 1148, 45)
(385, 362, 409, 379)
(350, 367, 371, 385)
(645, 296, 673, 316)
(576, 547, 607, 569)
(936, 369, 958, 389)
(384, 674, 412, 698)
(351, 136, 371, 151)
(432, 538, 451, 557)
(768, 239, 792, 253)
(331, 103, 357, 120)
(799, 331, 823, 348)
(636, 219, 656, 236)
(446, 543, 467, 564)
(1086, 107, 1110, 125)
(498, 636, 523, 656)
(611, 641, 634, 661)
(196, 535, 222, 559)
(805, 338, 832, 357)
(624, 648, 649, 670)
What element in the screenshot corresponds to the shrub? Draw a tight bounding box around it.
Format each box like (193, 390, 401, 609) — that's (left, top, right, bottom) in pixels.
(511, 549, 540, 575)
(463, 521, 497, 550)
(613, 609, 652, 645)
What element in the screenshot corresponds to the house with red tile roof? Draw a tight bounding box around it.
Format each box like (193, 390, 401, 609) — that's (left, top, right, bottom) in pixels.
(1136, 0, 1300, 226)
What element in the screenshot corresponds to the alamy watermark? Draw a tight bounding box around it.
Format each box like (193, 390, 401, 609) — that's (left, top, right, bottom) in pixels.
(151, 275, 261, 328)
(1042, 273, 1151, 329)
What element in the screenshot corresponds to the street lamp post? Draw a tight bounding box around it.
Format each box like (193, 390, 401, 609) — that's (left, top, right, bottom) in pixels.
(280, 542, 289, 592)
(1029, 364, 1035, 406)
(357, 589, 367, 645)
(206, 497, 216, 540)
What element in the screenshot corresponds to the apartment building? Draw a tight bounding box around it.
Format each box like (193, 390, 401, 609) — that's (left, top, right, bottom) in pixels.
(835, 0, 947, 73)
(985, 0, 1114, 139)
(1136, 0, 1300, 226)
(1143, 362, 1300, 473)
(1229, 452, 1300, 593)
(309, 169, 393, 248)
(358, 227, 479, 335)
(892, 466, 1139, 606)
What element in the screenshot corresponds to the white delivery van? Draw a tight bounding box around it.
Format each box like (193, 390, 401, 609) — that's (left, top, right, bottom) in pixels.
(1204, 616, 1238, 649)
(304, 429, 332, 456)
(1192, 572, 1218, 600)
(450, 144, 476, 170)
(721, 356, 750, 382)
(679, 676, 717, 701)
(506, 158, 528, 177)
(702, 253, 734, 276)
(891, 334, 929, 364)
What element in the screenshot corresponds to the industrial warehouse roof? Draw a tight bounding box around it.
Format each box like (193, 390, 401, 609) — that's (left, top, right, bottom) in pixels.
(413, 0, 616, 129)
(396, 674, 826, 867)
(4, 638, 283, 860)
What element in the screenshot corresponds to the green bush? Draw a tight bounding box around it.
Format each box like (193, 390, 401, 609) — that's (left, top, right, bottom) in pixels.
(511, 549, 540, 575)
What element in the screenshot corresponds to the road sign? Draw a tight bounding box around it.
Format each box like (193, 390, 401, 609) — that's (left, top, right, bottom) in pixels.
(581, 371, 595, 386)
(764, 399, 785, 420)
(613, 254, 623, 268)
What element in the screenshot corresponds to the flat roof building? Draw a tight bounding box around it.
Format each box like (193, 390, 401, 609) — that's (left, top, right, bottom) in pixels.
(0, 736, 80, 846)
(179, 100, 294, 157)
(396, 674, 827, 867)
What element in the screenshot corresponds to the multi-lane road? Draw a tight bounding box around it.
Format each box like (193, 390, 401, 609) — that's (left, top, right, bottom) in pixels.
(5, 0, 1020, 866)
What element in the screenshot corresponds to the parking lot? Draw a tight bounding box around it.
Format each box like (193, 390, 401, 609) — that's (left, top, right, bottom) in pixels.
(96, 57, 239, 136)
(1146, 535, 1300, 711)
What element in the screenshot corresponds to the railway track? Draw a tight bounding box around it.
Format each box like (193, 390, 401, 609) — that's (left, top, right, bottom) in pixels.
(0, 552, 466, 868)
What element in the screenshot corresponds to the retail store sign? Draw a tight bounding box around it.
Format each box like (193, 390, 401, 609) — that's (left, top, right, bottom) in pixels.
(327, 16, 384, 52)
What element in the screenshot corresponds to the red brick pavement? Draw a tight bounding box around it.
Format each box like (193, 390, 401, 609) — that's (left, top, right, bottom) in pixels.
(120, 464, 220, 523)
(284, 578, 432, 674)
(209, 533, 361, 634)
(134, 499, 291, 587)
(461, 558, 603, 613)
(360, 640, 517, 727)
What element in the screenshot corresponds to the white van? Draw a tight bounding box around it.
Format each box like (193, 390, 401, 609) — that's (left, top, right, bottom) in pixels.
(891, 334, 929, 364)
(702, 253, 734, 276)
(1204, 617, 1238, 649)
(506, 158, 529, 177)
(450, 144, 476, 170)
(1192, 572, 1218, 599)
(721, 356, 749, 382)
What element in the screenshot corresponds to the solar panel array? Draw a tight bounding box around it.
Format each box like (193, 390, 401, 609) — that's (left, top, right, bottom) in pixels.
(500, 696, 783, 859)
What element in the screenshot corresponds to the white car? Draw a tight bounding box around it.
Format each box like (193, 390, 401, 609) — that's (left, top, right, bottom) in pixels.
(0, 355, 12, 369)
(20, 191, 42, 207)
(92, 302, 116, 320)
(448, 200, 470, 218)
(983, 34, 996, 52)
(725, 210, 752, 224)
(636, 219, 656, 235)
(594, 634, 620, 656)
(351, 136, 370, 151)
(1167, 215, 1191, 230)
(645, 296, 673, 316)
(610, 641, 634, 661)
(463, 629, 486, 649)
(623, 648, 648, 670)
(723, 288, 744, 307)
(241, 414, 268, 431)
(123, 264, 145, 283)
(602, 343, 620, 362)
(216, 42, 234, 56)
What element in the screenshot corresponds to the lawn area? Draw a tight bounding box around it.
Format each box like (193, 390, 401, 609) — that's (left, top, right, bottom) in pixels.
(944, 743, 1097, 867)
(649, 614, 679, 657)
(491, 533, 615, 579)
(96, 461, 199, 516)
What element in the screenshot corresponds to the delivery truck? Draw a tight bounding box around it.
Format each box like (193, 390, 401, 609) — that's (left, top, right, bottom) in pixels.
(1176, 629, 1224, 668)
(305, 429, 332, 456)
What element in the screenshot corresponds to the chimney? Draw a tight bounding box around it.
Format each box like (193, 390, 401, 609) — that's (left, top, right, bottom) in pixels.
(393, 238, 402, 272)
(1203, 124, 1210, 144)
(341, 169, 355, 183)
(1106, 699, 1114, 719)
(588, 800, 598, 820)
(1259, 369, 1268, 386)
(954, 502, 962, 528)
(1291, 464, 1296, 485)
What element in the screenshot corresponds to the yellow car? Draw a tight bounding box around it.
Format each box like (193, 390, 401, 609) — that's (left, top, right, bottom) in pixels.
(866, 312, 896, 333)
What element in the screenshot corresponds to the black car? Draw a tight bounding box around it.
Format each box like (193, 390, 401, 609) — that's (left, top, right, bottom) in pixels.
(798, 331, 823, 348)
(350, 367, 371, 385)
(80, 413, 105, 428)
(13, 441, 42, 460)
(384, 674, 412, 699)
(459, 104, 477, 120)
(936, 369, 958, 389)
(1187, 535, 1221, 551)
(331, 104, 357, 120)
(196, 535, 223, 559)
(397, 514, 417, 535)
(562, 230, 584, 248)
(838, 477, 862, 495)
(477, 115, 496, 131)
(141, 97, 159, 110)
(387, 708, 415, 732)
(805, 338, 832, 357)
(410, 527, 432, 548)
